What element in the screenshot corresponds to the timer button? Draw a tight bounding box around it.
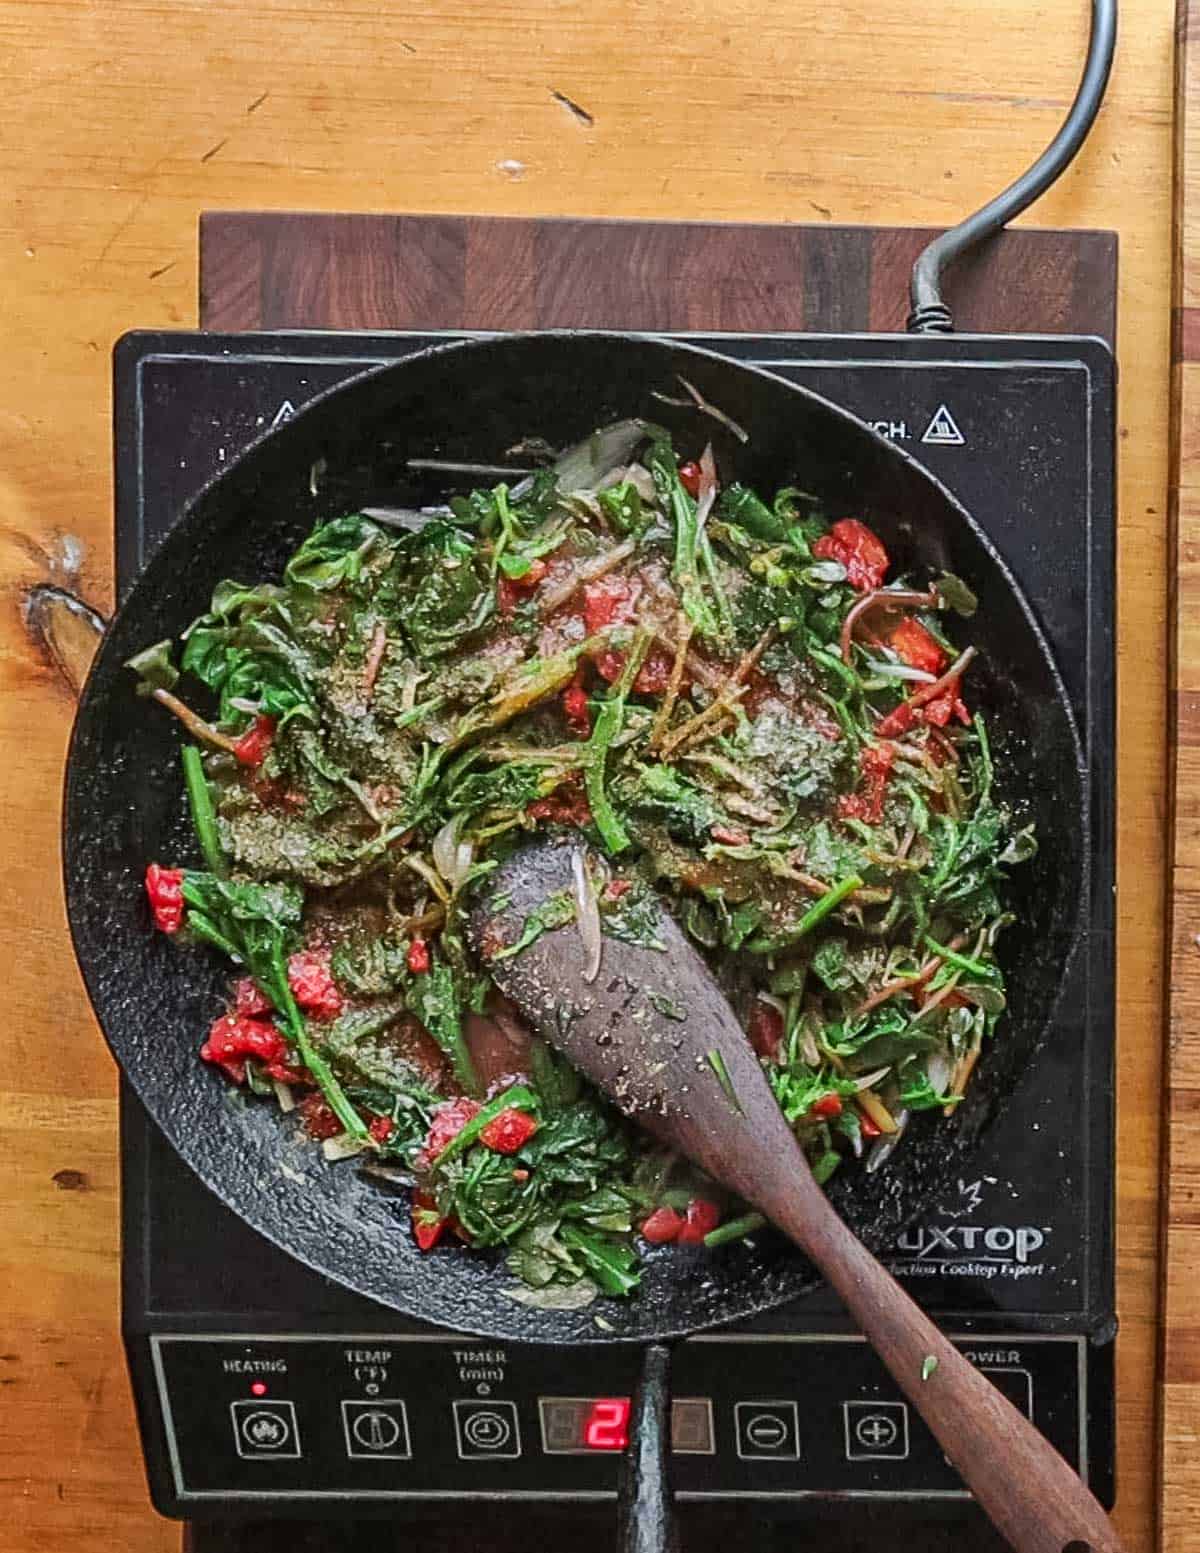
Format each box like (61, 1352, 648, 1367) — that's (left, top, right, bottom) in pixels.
(453, 1399, 522, 1459)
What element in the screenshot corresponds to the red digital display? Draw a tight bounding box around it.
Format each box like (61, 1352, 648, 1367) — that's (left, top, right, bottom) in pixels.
(583, 1397, 631, 1450)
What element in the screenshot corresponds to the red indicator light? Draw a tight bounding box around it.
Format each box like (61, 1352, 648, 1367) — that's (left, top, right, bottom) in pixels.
(250, 1380, 268, 1397)
(584, 1397, 630, 1451)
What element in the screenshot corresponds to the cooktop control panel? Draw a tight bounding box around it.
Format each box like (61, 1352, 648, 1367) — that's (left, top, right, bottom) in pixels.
(147, 1333, 1090, 1507)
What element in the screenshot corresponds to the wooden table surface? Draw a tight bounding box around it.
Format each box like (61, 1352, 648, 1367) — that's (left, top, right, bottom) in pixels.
(1164, 2, 1200, 1549)
(0, 2, 1174, 1550)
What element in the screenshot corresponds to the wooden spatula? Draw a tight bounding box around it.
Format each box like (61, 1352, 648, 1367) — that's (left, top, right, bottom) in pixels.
(470, 837, 1123, 1553)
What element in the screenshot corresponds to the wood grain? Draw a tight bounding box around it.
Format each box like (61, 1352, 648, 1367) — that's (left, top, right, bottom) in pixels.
(200, 212, 1117, 337)
(0, 2, 1173, 1551)
(1165, 4, 1200, 1549)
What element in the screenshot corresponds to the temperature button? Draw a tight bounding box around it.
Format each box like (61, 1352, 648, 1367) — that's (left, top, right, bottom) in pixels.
(230, 1399, 301, 1460)
(453, 1399, 522, 1459)
(341, 1399, 412, 1460)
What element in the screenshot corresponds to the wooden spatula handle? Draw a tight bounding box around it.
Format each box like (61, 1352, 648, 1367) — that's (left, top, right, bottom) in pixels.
(787, 1184, 1123, 1553)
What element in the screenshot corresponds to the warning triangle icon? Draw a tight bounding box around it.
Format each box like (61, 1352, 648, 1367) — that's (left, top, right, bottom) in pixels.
(271, 399, 297, 430)
(921, 404, 965, 446)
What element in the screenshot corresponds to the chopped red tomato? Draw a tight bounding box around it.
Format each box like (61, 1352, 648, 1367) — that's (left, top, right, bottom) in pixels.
(605, 879, 632, 901)
(417, 1097, 482, 1168)
(921, 677, 971, 728)
(858, 1109, 882, 1140)
(678, 461, 702, 498)
(876, 699, 919, 739)
(813, 519, 889, 592)
(368, 1114, 395, 1144)
(412, 1189, 450, 1252)
(583, 579, 635, 634)
(200, 1014, 287, 1086)
(497, 558, 548, 615)
(234, 977, 272, 1017)
(479, 1107, 539, 1154)
(298, 1094, 343, 1140)
(889, 617, 947, 677)
(838, 742, 894, 825)
(810, 1093, 843, 1120)
(406, 938, 431, 975)
(748, 1001, 784, 1060)
(203, 1051, 245, 1085)
(250, 772, 307, 813)
(144, 864, 185, 934)
(232, 715, 277, 768)
(562, 683, 591, 735)
(287, 949, 344, 1019)
(264, 1058, 311, 1086)
(581, 580, 671, 693)
(677, 1199, 722, 1244)
(528, 777, 592, 827)
(641, 1207, 685, 1244)
(594, 647, 674, 693)
(632, 650, 674, 695)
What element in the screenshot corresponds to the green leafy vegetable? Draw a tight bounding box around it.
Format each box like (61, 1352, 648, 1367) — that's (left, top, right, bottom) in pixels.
(405, 956, 479, 1095)
(491, 891, 576, 961)
(133, 416, 1033, 1300)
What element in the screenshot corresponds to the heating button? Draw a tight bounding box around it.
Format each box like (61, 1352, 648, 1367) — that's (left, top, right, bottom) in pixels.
(230, 1399, 301, 1460)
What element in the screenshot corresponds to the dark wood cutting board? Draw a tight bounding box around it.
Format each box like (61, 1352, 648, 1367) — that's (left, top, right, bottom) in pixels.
(192, 209, 1116, 1553)
(199, 211, 1115, 338)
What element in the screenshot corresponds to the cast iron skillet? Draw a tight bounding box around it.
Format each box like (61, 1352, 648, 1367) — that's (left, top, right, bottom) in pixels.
(64, 331, 1085, 1349)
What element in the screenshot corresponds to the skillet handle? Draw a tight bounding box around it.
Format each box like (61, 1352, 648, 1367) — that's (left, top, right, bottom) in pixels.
(616, 1343, 678, 1553)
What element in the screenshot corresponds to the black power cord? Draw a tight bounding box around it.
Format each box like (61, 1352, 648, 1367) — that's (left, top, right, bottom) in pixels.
(907, 0, 1117, 334)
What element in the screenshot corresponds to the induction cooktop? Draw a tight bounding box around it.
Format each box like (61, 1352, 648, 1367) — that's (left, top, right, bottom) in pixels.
(111, 327, 1115, 1531)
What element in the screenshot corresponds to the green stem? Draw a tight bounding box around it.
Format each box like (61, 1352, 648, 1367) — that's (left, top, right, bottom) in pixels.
(923, 936, 994, 980)
(697, 530, 734, 637)
(706, 1048, 744, 1115)
(277, 980, 367, 1140)
(584, 630, 649, 855)
(182, 745, 227, 877)
(812, 1148, 842, 1185)
(793, 873, 863, 938)
(808, 644, 862, 694)
(431, 1083, 539, 1169)
(703, 1211, 767, 1249)
(748, 873, 866, 952)
(184, 910, 241, 961)
(559, 1225, 641, 1296)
